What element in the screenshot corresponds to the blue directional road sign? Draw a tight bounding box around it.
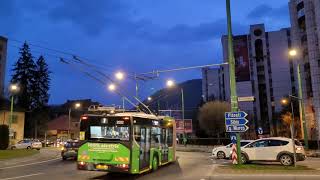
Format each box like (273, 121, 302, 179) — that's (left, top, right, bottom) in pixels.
(225, 111, 248, 119)
(225, 111, 249, 133)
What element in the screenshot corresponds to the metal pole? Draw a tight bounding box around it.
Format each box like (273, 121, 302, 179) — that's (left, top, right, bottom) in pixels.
(181, 88, 185, 137)
(122, 97, 125, 110)
(135, 74, 139, 99)
(226, 0, 240, 164)
(9, 95, 14, 144)
(290, 100, 297, 167)
(297, 64, 309, 149)
(68, 108, 71, 139)
(9, 96, 14, 129)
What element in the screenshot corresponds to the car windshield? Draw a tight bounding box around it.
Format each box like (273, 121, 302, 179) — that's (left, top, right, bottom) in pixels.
(90, 125, 130, 141)
(65, 142, 79, 148)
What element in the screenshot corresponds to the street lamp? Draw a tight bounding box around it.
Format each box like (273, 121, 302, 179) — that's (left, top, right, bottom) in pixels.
(115, 71, 125, 80)
(166, 79, 175, 88)
(108, 83, 116, 91)
(280, 97, 297, 167)
(68, 102, 81, 139)
(147, 97, 152, 101)
(166, 79, 186, 144)
(8, 84, 19, 142)
(288, 49, 309, 149)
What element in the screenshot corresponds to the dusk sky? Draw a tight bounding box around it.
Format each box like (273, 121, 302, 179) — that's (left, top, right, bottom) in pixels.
(0, 0, 290, 106)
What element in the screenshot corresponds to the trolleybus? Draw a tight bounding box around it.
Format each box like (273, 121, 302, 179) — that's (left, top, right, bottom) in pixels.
(77, 112, 176, 174)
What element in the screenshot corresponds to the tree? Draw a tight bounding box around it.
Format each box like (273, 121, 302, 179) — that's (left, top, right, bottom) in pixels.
(0, 125, 9, 150)
(31, 56, 51, 138)
(33, 55, 51, 108)
(280, 112, 302, 139)
(198, 101, 230, 137)
(11, 42, 37, 111)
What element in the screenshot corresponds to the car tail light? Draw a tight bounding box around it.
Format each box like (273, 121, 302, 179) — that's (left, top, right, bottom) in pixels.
(79, 161, 85, 166)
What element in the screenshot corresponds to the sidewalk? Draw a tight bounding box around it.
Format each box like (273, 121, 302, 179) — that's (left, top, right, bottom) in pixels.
(0, 147, 61, 168)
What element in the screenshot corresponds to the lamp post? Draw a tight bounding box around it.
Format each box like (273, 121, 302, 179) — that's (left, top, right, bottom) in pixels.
(68, 102, 81, 139)
(289, 49, 309, 149)
(8, 84, 19, 141)
(281, 97, 297, 167)
(166, 80, 186, 143)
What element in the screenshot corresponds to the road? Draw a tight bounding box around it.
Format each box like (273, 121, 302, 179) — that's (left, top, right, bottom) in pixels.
(0, 151, 320, 180)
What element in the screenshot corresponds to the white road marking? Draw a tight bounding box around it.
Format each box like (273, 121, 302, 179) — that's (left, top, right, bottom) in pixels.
(0, 157, 61, 170)
(1, 173, 44, 180)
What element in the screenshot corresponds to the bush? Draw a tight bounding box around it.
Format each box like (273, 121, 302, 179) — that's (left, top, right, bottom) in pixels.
(0, 125, 9, 150)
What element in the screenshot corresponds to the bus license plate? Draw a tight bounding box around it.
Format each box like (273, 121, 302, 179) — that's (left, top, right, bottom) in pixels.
(96, 164, 108, 170)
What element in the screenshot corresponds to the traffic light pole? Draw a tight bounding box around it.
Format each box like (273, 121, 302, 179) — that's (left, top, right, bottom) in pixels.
(226, 0, 241, 165)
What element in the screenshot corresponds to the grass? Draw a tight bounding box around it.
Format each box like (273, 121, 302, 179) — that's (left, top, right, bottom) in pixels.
(0, 149, 39, 160)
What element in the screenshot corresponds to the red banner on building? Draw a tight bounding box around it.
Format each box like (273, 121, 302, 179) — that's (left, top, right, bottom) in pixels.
(175, 119, 193, 134)
(233, 35, 250, 82)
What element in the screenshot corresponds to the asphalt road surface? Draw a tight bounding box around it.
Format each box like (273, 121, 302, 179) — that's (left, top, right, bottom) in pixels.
(0, 151, 319, 180)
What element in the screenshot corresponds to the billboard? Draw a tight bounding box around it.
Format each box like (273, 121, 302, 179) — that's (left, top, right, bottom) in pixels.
(233, 35, 250, 82)
(175, 119, 193, 134)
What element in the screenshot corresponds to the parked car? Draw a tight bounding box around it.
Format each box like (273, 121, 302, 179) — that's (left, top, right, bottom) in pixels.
(41, 139, 54, 147)
(212, 140, 253, 159)
(11, 139, 33, 149)
(31, 139, 42, 150)
(61, 141, 80, 160)
(240, 137, 306, 166)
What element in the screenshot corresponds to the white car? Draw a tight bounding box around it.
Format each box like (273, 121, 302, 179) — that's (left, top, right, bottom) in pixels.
(11, 139, 33, 149)
(240, 137, 306, 166)
(31, 139, 42, 150)
(212, 140, 253, 159)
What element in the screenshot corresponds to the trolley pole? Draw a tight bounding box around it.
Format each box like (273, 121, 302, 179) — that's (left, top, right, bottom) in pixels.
(226, 0, 241, 164)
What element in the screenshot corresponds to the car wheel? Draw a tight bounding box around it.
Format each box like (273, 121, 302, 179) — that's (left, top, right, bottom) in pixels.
(217, 151, 226, 159)
(279, 154, 293, 166)
(152, 156, 159, 171)
(62, 156, 67, 160)
(11, 146, 16, 150)
(27, 146, 31, 149)
(240, 153, 248, 164)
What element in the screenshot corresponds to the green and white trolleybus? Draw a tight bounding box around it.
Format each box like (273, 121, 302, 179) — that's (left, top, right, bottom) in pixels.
(77, 112, 176, 174)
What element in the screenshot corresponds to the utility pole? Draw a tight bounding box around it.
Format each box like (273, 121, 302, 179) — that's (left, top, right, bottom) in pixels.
(290, 100, 297, 167)
(181, 88, 185, 140)
(226, 0, 241, 164)
(297, 64, 309, 149)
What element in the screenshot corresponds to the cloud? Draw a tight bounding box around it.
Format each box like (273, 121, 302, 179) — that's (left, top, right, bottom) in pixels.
(247, 4, 289, 21)
(129, 19, 247, 44)
(47, 0, 130, 35)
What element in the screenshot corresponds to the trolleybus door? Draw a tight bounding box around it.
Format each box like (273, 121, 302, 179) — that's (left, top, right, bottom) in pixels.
(161, 128, 169, 163)
(139, 127, 151, 170)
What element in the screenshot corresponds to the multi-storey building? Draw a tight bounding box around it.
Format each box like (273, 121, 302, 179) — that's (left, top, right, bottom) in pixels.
(289, 0, 320, 140)
(202, 24, 294, 136)
(0, 36, 7, 97)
